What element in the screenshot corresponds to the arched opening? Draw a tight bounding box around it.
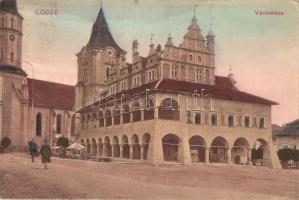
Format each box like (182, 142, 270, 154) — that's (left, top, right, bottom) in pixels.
(98, 138, 103, 156)
(98, 111, 104, 127)
(142, 133, 151, 160)
(104, 136, 112, 157)
(162, 134, 181, 161)
(91, 138, 97, 156)
(113, 109, 120, 125)
(86, 139, 91, 155)
(131, 134, 141, 159)
(232, 138, 250, 165)
(105, 110, 112, 127)
(122, 135, 130, 158)
(252, 138, 267, 166)
(36, 112, 42, 136)
(80, 139, 85, 145)
(158, 98, 180, 120)
(113, 136, 120, 158)
(132, 102, 141, 122)
(210, 137, 229, 163)
(144, 99, 155, 120)
(122, 105, 130, 123)
(56, 114, 62, 134)
(189, 135, 206, 162)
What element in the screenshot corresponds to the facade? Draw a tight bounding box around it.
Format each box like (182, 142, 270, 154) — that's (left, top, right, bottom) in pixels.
(0, 0, 76, 150)
(273, 119, 299, 150)
(76, 6, 281, 168)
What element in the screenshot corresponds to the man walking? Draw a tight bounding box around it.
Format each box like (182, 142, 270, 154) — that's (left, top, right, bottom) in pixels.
(40, 140, 52, 170)
(28, 138, 38, 162)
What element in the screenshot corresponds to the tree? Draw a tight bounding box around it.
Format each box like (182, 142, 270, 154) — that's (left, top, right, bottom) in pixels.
(0, 136, 12, 153)
(277, 148, 293, 168)
(292, 149, 299, 169)
(56, 136, 69, 148)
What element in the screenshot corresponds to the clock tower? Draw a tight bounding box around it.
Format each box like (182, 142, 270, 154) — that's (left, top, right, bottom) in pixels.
(75, 6, 126, 110)
(0, 0, 24, 73)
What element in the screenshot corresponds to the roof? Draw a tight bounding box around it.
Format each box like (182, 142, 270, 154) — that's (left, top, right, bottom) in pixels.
(156, 77, 278, 105)
(87, 7, 125, 53)
(0, 0, 22, 17)
(79, 76, 277, 112)
(0, 65, 27, 76)
(276, 119, 299, 137)
(28, 78, 75, 111)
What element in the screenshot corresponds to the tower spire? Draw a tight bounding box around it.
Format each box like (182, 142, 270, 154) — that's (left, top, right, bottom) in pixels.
(100, 0, 102, 8)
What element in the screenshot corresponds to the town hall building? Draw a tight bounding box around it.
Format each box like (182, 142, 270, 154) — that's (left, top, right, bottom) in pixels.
(76, 5, 281, 168)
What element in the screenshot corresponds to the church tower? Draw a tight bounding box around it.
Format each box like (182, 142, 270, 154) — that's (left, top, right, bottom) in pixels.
(0, 0, 29, 150)
(75, 6, 126, 110)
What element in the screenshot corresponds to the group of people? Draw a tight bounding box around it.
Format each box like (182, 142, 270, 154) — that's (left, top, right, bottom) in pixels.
(28, 139, 52, 170)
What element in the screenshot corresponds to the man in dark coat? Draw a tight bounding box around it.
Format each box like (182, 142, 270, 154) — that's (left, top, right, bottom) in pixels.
(28, 138, 38, 162)
(40, 140, 52, 170)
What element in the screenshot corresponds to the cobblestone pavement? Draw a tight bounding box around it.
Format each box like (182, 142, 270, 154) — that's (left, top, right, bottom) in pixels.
(0, 153, 298, 199)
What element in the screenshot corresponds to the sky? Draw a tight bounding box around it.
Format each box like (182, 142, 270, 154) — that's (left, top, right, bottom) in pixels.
(16, 0, 299, 126)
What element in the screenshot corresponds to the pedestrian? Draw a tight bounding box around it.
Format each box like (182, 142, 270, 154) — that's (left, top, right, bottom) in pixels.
(40, 140, 52, 170)
(28, 138, 38, 162)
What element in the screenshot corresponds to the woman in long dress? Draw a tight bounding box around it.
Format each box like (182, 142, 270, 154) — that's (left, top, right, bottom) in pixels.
(40, 140, 52, 170)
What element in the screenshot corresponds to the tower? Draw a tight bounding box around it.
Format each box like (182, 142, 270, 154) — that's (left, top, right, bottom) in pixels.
(0, 0, 29, 150)
(75, 6, 126, 110)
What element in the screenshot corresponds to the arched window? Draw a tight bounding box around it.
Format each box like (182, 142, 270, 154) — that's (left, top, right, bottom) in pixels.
(122, 105, 130, 123)
(171, 66, 178, 79)
(36, 112, 42, 136)
(56, 114, 62, 134)
(10, 52, 14, 62)
(106, 67, 110, 81)
(11, 18, 14, 29)
(205, 69, 209, 83)
(71, 115, 75, 135)
(189, 54, 193, 61)
(198, 56, 202, 63)
(158, 98, 180, 120)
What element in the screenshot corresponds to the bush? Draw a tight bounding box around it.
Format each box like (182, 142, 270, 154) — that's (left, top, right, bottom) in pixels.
(1, 136, 11, 148)
(277, 148, 293, 162)
(56, 136, 69, 148)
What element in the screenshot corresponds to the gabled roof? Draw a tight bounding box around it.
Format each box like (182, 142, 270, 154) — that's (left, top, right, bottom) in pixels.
(156, 78, 278, 105)
(28, 78, 75, 111)
(87, 7, 125, 53)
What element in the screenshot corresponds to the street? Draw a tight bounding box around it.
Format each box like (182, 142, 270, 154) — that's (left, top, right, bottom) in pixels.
(0, 153, 298, 199)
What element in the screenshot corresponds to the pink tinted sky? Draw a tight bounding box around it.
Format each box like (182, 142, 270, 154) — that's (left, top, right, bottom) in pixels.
(17, 0, 299, 126)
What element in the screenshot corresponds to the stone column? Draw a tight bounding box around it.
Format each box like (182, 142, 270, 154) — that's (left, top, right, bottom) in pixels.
(247, 148, 252, 165)
(130, 112, 133, 123)
(227, 148, 232, 164)
(205, 148, 210, 164)
(120, 111, 123, 124)
(103, 118, 106, 127)
(130, 144, 134, 159)
(120, 144, 123, 158)
(141, 110, 144, 121)
(111, 144, 115, 158)
(140, 144, 144, 160)
(154, 107, 159, 119)
(111, 116, 114, 126)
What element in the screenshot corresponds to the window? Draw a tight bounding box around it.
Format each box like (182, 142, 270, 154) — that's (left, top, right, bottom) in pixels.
(211, 114, 217, 126)
(10, 52, 14, 62)
(83, 68, 87, 79)
(244, 116, 250, 127)
(228, 114, 234, 127)
(105, 67, 109, 81)
(71, 115, 75, 136)
(195, 113, 201, 125)
(11, 18, 14, 29)
(56, 114, 62, 134)
(148, 70, 155, 81)
(189, 54, 193, 61)
(121, 81, 127, 91)
(196, 68, 203, 81)
(133, 75, 140, 87)
(1, 18, 4, 27)
(171, 66, 178, 79)
(0, 51, 3, 61)
(110, 85, 115, 94)
(205, 69, 209, 83)
(36, 113, 42, 136)
(259, 117, 265, 129)
(198, 56, 202, 63)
